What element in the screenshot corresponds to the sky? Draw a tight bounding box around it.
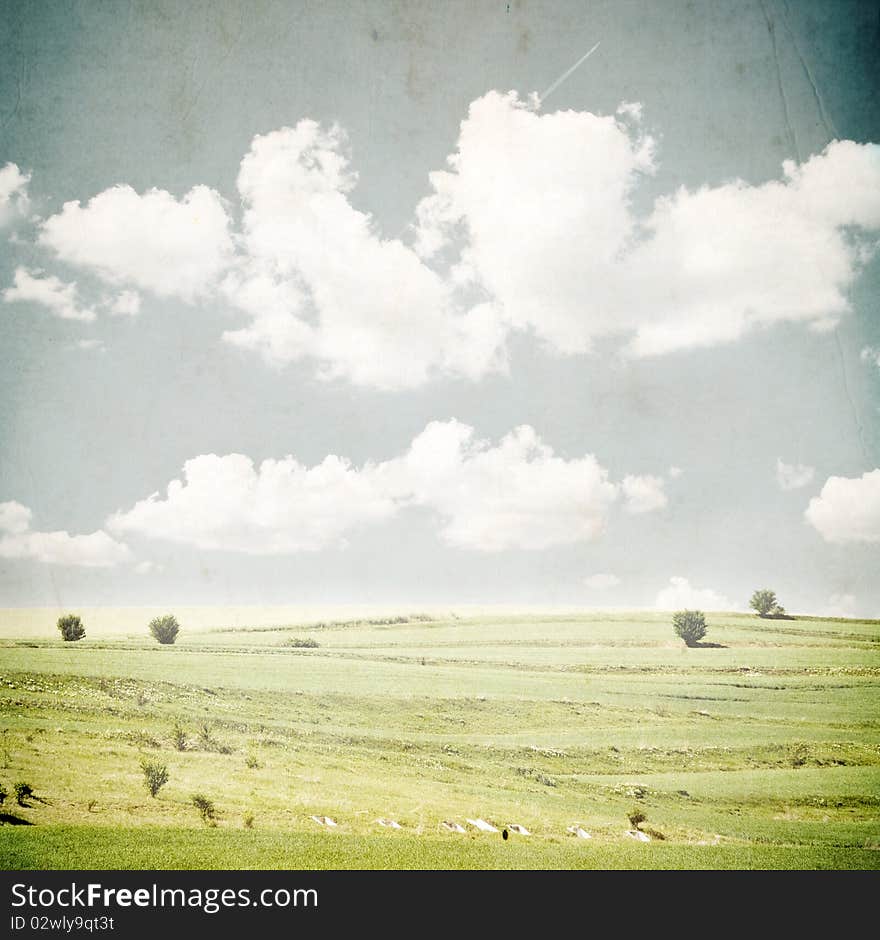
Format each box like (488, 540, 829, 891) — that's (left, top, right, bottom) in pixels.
(0, 0, 878, 614)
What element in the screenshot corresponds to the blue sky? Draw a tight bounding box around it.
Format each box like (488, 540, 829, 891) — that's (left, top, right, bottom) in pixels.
(0, 0, 878, 614)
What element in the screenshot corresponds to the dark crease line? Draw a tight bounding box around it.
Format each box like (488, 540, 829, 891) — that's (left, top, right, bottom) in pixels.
(780, 0, 839, 142)
(758, 0, 801, 161)
(833, 328, 872, 464)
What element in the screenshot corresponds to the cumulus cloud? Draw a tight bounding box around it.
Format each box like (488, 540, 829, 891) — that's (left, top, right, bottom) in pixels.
(805, 469, 880, 543)
(40, 184, 233, 301)
(776, 458, 815, 491)
(0, 501, 31, 535)
(584, 573, 621, 589)
(655, 576, 731, 611)
(0, 500, 131, 567)
(107, 451, 399, 554)
(380, 421, 620, 550)
(0, 162, 30, 227)
(416, 93, 880, 359)
(22, 94, 879, 387)
(108, 421, 659, 553)
(621, 474, 668, 514)
(222, 122, 507, 389)
(3, 267, 96, 322)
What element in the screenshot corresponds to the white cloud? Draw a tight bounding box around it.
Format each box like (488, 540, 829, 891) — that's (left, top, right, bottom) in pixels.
(416, 93, 880, 360)
(776, 458, 815, 491)
(668, 466, 684, 479)
(655, 576, 731, 611)
(584, 573, 621, 589)
(134, 560, 163, 575)
(3, 267, 97, 322)
(75, 339, 105, 352)
(107, 452, 399, 554)
(40, 184, 233, 301)
(107, 290, 141, 317)
(805, 469, 880, 543)
(0, 501, 31, 535)
(108, 421, 655, 554)
(380, 421, 620, 550)
(23, 95, 878, 387)
(621, 474, 668, 514)
(861, 346, 880, 368)
(222, 122, 507, 389)
(0, 162, 30, 227)
(0, 500, 131, 567)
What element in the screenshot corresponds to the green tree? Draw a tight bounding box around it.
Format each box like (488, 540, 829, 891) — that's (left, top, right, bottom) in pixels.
(750, 589, 785, 618)
(57, 614, 86, 642)
(148, 614, 180, 645)
(672, 609, 707, 647)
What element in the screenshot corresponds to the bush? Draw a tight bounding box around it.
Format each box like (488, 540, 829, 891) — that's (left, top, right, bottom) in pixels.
(192, 793, 217, 826)
(196, 723, 232, 755)
(673, 609, 707, 647)
(628, 808, 647, 829)
(243, 812, 255, 829)
(287, 637, 319, 648)
(245, 752, 260, 769)
(148, 614, 180, 645)
(750, 589, 785, 618)
(14, 782, 34, 806)
(171, 722, 187, 751)
(0, 783, 6, 805)
(57, 614, 85, 642)
(140, 759, 169, 798)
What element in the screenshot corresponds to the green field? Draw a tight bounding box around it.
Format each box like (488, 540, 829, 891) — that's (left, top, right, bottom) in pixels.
(0, 609, 878, 869)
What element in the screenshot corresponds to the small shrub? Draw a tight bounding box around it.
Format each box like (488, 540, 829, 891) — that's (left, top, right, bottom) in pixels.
(148, 614, 180, 645)
(628, 808, 647, 830)
(57, 614, 85, 642)
(140, 759, 169, 798)
(192, 793, 217, 826)
(245, 752, 260, 769)
(672, 609, 707, 647)
(171, 722, 187, 751)
(287, 637, 319, 648)
(14, 782, 34, 806)
(243, 812, 255, 829)
(127, 730, 161, 749)
(196, 723, 232, 755)
(0, 784, 6, 805)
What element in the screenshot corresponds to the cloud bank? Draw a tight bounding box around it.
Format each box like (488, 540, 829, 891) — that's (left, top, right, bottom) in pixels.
(108, 421, 662, 553)
(8, 93, 876, 386)
(0, 500, 131, 567)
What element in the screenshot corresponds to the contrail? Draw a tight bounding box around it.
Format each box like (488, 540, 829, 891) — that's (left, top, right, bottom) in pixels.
(539, 41, 601, 105)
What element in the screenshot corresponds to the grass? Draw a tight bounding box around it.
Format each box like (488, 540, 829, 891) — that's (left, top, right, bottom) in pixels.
(0, 609, 877, 869)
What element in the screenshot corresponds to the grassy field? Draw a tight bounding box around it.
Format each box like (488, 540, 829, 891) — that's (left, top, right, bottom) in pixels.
(0, 609, 877, 869)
